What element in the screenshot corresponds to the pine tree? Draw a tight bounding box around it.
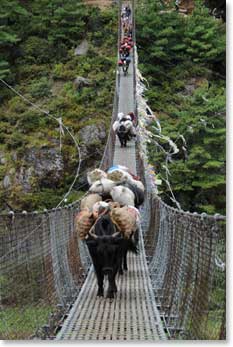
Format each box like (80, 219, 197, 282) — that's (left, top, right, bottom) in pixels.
(0, 0, 28, 79)
(137, 0, 225, 214)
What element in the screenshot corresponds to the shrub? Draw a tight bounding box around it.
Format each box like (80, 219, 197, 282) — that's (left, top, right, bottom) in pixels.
(6, 132, 27, 149)
(52, 63, 74, 80)
(17, 110, 41, 133)
(18, 64, 50, 80)
(8, 96, 27, 113)
(29, 77, 52, 99)
(21, 36, 53, 64)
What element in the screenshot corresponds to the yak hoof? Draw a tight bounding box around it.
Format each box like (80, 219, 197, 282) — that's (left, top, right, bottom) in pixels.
(97, 289, 104, 297)
(106, 291, 114, 299)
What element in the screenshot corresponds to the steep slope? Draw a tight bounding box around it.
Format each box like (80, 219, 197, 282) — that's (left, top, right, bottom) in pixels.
(0, 0, 118, 211)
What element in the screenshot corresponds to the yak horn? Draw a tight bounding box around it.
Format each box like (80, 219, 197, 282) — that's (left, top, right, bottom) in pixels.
(88, 230, 98, 239)
(88, 225, 98, 239)
(112, 231, 121, 238)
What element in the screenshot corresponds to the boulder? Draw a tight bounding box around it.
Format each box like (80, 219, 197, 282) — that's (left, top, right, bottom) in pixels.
(74, 39, 89, 56)
(15, 166, 34, 192)
(3, 175, 11, 189)
(74, 76, 92, 90)
(23, 147, 64, 187)
(78, 124, 106, 146)
(0, 152, 6, 165)
(183, 78, 208, 96)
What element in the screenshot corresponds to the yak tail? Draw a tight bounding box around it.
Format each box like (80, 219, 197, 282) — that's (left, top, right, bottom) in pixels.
(127, 239, 138, 254)
(129, 227, 139, 254)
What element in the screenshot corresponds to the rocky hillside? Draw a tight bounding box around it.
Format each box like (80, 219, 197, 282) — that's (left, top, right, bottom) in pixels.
(0, 0, 118, 212)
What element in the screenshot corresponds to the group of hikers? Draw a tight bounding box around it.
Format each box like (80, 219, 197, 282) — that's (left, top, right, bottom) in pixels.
(118, 5, 134, 76)
(115, 5, 136, 147)
(121, 5, 132, 36)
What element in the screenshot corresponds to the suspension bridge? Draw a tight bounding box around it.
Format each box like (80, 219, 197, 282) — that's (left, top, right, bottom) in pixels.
(0, 0, 225, 341)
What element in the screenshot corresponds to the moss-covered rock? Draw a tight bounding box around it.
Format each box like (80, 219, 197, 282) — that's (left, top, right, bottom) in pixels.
(78, 124, 106, 146)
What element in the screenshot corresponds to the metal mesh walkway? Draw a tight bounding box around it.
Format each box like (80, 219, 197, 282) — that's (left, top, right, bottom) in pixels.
(56, 230, 165, 340)
(56, 52, 166, 341)
(113, 62, 137, 174)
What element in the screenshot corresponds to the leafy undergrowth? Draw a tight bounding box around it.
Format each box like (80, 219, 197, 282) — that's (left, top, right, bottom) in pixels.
(0, 0, 118, 211)
(0, 305, 52, 339)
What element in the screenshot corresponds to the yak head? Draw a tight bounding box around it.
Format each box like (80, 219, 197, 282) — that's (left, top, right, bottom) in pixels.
(86, 215, 124, 274)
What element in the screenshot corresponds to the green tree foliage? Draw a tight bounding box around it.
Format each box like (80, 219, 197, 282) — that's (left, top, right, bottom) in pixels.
(184, 3, 225, 72)
(0, 1, 118, 211)
(136, 0, 225, 214)
(0, 0, 28, 78)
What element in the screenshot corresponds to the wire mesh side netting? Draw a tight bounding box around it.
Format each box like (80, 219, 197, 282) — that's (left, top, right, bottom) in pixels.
(0, 88, 119, 339)
(137, 148, 226, 340)
(0, 205, 90, 339)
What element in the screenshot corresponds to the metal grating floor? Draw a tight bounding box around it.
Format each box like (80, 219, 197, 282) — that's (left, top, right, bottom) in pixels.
(113, 62, 137, 174)
(56, 37, 166, 340)
(56, 230, 166, 340)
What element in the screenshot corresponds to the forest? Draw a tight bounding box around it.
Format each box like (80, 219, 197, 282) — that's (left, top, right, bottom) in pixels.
(0, 0, 118, 212)
(0, 0, 226, 340)
(136, 0, 225, 215)
(0, 0, 225, 216)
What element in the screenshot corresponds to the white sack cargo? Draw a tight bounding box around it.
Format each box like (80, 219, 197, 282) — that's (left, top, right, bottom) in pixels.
(127, 205, 141, 226)
(117, 112, 124, 121)
(107, 169, 132, 183)
(110, 205, 138, 239)
(89, 178, 116, 194)
(124, 120, 133, 131)
(112, 120, 120, 132)
(107, 165, 129, 173)
(80, 193, 102, 211)
(87, 169, 107, 186)
(110, 185, 135, 206)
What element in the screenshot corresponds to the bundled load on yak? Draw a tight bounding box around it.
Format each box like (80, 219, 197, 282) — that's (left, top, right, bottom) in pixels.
(110, 205, 140, 239)
(74, 165, 144, 298)
(75, 165, 144, 240)
(113, 112, 137, 147)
